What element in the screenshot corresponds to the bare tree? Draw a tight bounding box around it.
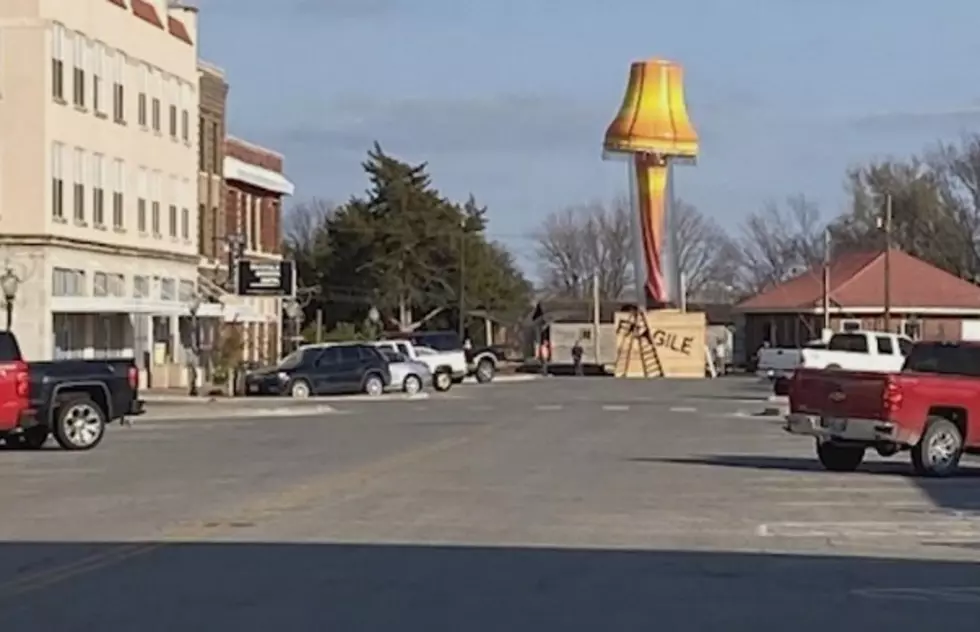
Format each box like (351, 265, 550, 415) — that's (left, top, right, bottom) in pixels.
(533, 197, 634, 299)
(283, 198, 335, 292)
(674, 201, 737, 301)
(735, 194, 827, 294)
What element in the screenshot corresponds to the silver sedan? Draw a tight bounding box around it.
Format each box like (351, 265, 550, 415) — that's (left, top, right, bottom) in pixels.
(381, 351, 432, 394)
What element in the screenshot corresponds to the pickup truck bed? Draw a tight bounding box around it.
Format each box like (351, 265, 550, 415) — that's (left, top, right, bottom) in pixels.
(786, 341, 980, 477)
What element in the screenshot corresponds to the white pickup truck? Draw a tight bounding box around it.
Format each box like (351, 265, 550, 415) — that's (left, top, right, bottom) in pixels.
(758, 330, 913, 384)
(374, 339, 468, 392)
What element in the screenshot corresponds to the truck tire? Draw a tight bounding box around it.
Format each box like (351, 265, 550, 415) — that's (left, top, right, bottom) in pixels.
(434, 370, 452, 392)
(475, 358, 495, 383)
(52, 395, 106, 451)
(816, 441, 865, 472)
(911, 417, 963, 478)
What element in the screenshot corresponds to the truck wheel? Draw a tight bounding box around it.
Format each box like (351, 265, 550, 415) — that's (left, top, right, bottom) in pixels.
(816, 441, 865, 472)
(434, 370, 452, 392)
(289, 380, 311, 398)
(911, 417, 963, 478)
(475, 358, 495, 383)
(52, 396, 106, 451)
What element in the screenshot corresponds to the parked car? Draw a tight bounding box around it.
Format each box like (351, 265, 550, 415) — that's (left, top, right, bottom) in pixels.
(785, 340, 980, 477)
(376, 347, 431, 394)
(402, 330, 501, 383)
(759, 331, 912, 395)
(0, 331, 143, 451)
(245, 343, 390, 398)
(374, 339, 466, 391)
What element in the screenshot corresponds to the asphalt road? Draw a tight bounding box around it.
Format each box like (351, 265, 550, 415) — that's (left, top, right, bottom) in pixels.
(1, 376, 979, 630)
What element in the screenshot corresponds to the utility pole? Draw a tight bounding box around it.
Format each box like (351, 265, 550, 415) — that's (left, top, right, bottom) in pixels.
(883, 194, 893, 332)
(822, 228, 831, 333)
(458, 219, 466, 341)
(592, 269, 600, 364)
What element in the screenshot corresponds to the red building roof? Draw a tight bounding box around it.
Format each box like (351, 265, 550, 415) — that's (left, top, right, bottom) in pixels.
(737, 248, 980, 312)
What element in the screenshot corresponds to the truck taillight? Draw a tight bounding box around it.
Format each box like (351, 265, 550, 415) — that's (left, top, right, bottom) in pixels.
(127, 366, 138, 390)
(883, 378, 903, 415)
(15, 366, 28, 398)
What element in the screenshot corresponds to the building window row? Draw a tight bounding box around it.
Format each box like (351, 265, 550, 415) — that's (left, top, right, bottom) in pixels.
(54, 269, 195, 302)
(51, 23, 195, 143)
(52, 143, 192, 242)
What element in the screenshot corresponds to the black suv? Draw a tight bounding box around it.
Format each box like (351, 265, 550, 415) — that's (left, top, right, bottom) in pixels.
(245, 343, 391, 398)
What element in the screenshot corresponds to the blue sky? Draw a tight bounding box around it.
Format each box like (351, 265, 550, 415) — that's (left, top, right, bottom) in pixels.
(196, 0, 980, 261)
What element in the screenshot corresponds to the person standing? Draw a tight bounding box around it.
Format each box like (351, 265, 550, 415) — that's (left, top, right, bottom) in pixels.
(571, 339, 584, 376)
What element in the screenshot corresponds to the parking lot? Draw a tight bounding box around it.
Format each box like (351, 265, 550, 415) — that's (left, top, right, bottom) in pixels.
(1, 376, 979, 630)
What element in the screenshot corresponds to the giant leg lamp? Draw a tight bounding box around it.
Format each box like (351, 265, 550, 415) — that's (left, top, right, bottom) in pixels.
(603, 59, 699, 308)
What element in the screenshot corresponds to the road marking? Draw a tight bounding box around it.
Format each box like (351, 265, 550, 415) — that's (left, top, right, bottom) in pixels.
(852, 586, 980, 603)
(669, 406, 697, 413)
(602, 405, 630, 411)
(0, 424, 500, 601)
(534, 404, 563, 411)
(757, 520, 980, 538)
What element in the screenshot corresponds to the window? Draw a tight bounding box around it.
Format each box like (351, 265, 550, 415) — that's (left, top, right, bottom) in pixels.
(134, 275, 149, 298)
(137, 63, 147, 126)
(94, 271, 108, 297)
(827, 333, 869, 354)
(902, 320, 922, 341)
(93, 42, 106, 115)
(181, 207, 190, 240)
(211, 121, 220, 170)
(902, 342, 980, 377)
(112, 50, 125, 123)
(149, 68, 160, 132)
(168, 204, 177, 238)
(151, 171, 161, 235)
(72, 33, 86, 108)
(136, 167, 147, 233)
(51, 24, 66, 101)
(180, 84, 190, 142)
(178, 280, 195, 302)
(51, 142, 65, 218)
(168, 78, 178, 138)
(840, 319, 862, 332)
(52, 267, 86, 297)
(197, 116, 205, 169)
(160, 278, 176, 301)
(317, 347, 341, 366)
(876, 336, 894, 355)
(899, 338, 913, 356)
(111, 158, 124, 228)
(91, 153, 105, 226)
(72, 147, 85, 222)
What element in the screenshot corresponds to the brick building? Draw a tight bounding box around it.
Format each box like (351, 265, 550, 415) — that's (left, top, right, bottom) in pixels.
(222, 136, 294, 363)
(196, 61, 228, 267)
(736, 248, 980, 355)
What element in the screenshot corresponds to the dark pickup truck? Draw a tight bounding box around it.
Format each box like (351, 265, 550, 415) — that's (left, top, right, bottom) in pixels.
(0, 331, 143, 451)
(785, 340, 980, 477)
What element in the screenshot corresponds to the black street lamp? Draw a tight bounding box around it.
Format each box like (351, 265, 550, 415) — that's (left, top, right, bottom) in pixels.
(188, 294, 202, 396)
(0, 267, 20, 331)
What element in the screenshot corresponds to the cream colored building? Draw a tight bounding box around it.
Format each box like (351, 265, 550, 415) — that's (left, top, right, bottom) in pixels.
(0, 0, 202, 384)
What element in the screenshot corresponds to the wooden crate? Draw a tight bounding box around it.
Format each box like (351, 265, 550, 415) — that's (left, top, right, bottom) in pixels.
(613, 309, 706, 378)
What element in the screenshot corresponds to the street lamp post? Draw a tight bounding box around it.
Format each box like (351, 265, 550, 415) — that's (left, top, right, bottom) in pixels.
(0, 267, 20, 331)
(285, 299, 303, 352)
(188, 294, 202, 396)
(458, 218, 466, 341)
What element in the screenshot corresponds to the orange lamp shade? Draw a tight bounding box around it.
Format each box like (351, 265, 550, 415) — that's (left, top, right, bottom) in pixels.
(603, 59, 699, 158)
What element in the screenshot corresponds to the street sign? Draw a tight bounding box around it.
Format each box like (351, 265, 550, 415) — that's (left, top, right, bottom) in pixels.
(235, 260, 295, 296)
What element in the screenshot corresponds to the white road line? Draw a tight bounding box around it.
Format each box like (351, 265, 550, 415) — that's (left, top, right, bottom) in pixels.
(757, 520, 980, 538)
(669, 406, 697, 413)
(602, 405, 630, 411)
(534, 404, 563, 411)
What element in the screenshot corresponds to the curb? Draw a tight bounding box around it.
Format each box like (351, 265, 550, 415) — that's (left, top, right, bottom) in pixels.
(140, 404, 338, 421)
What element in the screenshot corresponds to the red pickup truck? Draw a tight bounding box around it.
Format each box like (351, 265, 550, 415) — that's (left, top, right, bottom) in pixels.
(786, 340, 980, 477)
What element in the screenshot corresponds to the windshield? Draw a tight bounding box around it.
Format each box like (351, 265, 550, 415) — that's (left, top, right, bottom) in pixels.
(278, 350, 304, 370)
(415, 346, 436, 356)
(902, 343, 980, 376)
